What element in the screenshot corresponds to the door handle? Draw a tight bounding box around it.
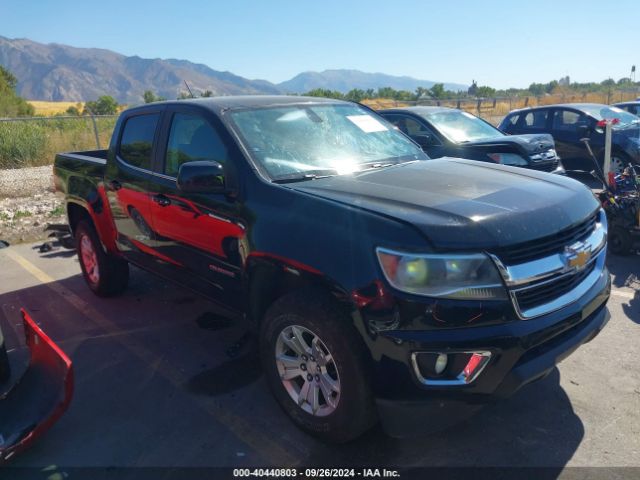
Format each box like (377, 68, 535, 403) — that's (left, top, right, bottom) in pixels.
(109, 180, 122, 191)
(152, 194, 171, 207)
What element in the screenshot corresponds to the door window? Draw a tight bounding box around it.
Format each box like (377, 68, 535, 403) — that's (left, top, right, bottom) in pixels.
(165, 113, 228, 177)
(552, 110, 586, 132)
(118, 114, 160, 170)
(522, 110, 549, 130)
(386, 115, 432, 136)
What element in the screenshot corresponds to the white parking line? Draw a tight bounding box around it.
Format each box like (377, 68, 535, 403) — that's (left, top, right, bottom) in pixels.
(610, 289, 636, 300)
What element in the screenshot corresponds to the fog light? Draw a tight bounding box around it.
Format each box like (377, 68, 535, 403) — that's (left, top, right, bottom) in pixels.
(435, 353, 448, 374)
(412, 350, 492, 385)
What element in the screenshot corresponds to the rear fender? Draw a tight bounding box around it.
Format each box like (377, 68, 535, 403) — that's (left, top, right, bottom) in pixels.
(66, 181, 118, 254)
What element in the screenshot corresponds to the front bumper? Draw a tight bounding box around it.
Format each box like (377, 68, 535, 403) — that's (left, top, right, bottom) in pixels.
(367, 266, 610, 438)
(0, 309, 74, 463)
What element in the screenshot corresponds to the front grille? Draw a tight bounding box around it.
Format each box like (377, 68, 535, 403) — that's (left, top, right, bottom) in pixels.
(514, 261, 596, 312)
(527, 159, 559, 172)
(494, 211, 599, 264)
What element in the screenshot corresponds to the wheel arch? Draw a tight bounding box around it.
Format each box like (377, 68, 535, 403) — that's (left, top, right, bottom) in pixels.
(245, 253, 354, 328)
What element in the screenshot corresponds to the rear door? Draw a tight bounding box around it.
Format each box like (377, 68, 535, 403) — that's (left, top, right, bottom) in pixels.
(549, 108, 592, 170)
(146, 106, 246, 309)
(104, 108, 164, 268)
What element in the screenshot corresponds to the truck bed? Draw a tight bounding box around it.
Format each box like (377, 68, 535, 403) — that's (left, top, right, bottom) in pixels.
(53, 150, 108, 196)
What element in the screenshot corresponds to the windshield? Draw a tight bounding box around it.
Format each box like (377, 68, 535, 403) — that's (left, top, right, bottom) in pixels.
(419, 110, 503, 143)
(581, 105, 640, 128)
(229, 104, 427, 180)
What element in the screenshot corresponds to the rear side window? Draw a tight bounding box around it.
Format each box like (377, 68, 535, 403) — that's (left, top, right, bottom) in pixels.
(552, 110, 586, 131)
(523, 110, 548, 129)
(505, 113, 519, 126)
(165, 113, 228, 177)
(119, 114, 160, 170)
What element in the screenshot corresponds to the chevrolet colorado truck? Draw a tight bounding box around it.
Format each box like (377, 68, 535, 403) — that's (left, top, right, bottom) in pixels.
(54, 96, 610, 442)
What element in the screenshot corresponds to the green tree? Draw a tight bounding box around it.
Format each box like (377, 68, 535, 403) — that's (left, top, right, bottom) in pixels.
(143, 90, 166, 103)
(414, 86, 430, 100)
(429, 83, 446, 99)
(201, 90, 213, 97)
(65, 105, 81, 116)
(304, 88, 344, 99)
(345, 88, 366, 102)
(475, 85, 496, 98)
(83, 96, 118, 115)
(376, 87, 396, 99)
(0, 66, 35, 117)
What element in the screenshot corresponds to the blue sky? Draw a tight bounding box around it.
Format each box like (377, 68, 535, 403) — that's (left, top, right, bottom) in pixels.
(1, 0, 638, 89)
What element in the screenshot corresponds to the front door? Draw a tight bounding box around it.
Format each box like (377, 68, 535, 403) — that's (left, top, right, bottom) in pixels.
(550, 108, 593, 171)
(146, 108, 246, 310)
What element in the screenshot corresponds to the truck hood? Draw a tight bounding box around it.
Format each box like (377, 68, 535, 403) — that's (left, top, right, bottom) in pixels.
(290, 158, 598, 250)
(462, 133, 555, 155)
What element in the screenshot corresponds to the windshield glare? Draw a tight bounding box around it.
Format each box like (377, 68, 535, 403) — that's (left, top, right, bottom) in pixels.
(230, 104, 427, 180)
(582, 105, 640, 128)
(420, 110, 503, 143)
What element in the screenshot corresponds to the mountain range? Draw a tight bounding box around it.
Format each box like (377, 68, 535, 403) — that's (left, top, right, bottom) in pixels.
(0, 36, 467, 103)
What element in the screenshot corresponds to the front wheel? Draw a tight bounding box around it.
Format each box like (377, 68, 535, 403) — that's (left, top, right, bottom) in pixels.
(75, 220, 129, 297)
(260, 290, 376, 443)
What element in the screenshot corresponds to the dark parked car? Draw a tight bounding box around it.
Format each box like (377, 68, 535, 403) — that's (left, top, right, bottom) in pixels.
(613, 101, 640, 116)
(380, 106, 564, 173)
(54, 96, 610, 442)
(500, 103, 640, 173)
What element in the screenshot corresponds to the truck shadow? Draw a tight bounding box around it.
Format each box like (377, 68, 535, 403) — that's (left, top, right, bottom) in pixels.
(606, 253, 640, 324)
(302, 368, 582, 472)
(0, 268, 586, 473)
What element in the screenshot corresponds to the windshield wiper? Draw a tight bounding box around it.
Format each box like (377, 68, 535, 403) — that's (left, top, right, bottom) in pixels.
(272, 169, 337, 184)
(357, 161, 397, 171)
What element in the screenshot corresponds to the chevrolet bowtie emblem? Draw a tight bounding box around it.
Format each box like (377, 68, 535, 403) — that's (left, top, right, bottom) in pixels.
(563, 243, 591, 271)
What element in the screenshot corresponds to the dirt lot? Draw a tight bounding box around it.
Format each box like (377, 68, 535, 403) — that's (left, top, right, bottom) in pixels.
(0, 241, 638, 479)
(0, 166, 66, 245)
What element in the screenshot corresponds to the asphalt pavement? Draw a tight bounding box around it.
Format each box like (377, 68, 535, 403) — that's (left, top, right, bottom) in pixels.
(0, 240, 638, 476)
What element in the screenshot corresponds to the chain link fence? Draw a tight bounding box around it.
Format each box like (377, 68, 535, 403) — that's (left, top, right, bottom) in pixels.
(2, 90, 639, 197)
(364, 90, 640, 126)
(0, 114, 116, 198)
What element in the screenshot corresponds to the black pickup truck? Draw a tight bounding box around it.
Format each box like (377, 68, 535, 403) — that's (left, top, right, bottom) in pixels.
(54, 96, 610, 442)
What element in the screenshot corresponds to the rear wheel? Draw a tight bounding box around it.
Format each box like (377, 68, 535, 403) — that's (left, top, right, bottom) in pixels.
(602, 151, 632, 175)
(75, 220, 129, 296)
(260, 290, 376, 443)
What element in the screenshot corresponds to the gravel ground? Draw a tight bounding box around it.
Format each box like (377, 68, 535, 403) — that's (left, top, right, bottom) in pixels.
(0, 166, 66, 245)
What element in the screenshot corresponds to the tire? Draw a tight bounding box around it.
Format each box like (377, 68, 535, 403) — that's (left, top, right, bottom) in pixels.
(75, 220, 129, 296)
(601, 151, 632, 175)
(260, 289, 376, 443)
(609, 227, 632, 256)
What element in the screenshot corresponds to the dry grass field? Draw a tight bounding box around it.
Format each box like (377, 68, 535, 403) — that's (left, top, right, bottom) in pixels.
(28, 100, 85, 116)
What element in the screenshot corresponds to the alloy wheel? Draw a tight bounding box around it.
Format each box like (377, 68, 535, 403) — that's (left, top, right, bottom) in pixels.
(275, 324, 341, 417)
(79, 234, 100, 284)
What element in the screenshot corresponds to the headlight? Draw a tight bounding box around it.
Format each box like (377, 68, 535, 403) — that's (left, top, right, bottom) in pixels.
(487, 153, 528, 166)
(376, 248, 507, 300)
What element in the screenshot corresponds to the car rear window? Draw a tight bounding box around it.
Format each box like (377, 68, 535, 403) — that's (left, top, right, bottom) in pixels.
(119, 113, 160, 170)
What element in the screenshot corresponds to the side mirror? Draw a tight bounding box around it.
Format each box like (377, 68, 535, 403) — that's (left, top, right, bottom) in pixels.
(177, 161, 225, 194)
(411, 134, 437, 148)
